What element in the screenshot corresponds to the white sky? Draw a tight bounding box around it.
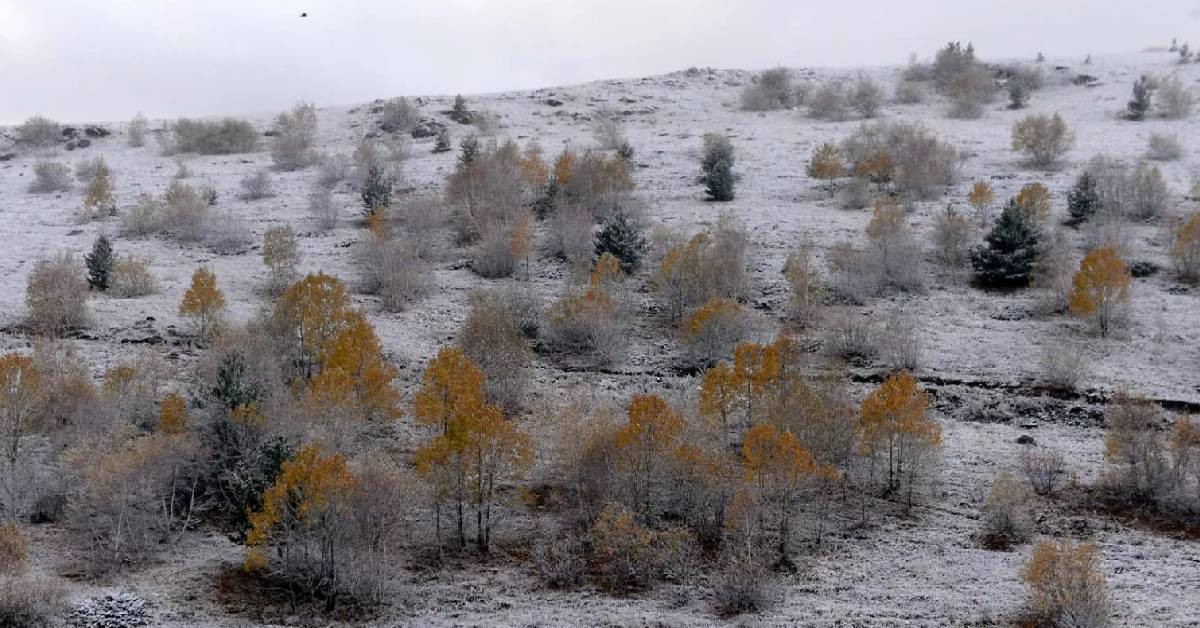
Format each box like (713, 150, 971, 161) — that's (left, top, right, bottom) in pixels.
(2, 0, 1198, 124)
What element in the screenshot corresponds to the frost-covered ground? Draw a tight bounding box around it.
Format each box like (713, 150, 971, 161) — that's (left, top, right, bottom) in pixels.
(1, 49, 1198, 626)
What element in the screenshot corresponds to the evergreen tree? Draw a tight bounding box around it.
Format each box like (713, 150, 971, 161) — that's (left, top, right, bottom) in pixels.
(457, 135, 479, 167)
(432, 128, 452, 153)
(1127, 76, 1153, 121)
(971, 199, 1042, 288)
(1067, 171, 1100, 226)
(701, 133, 736, 201)
(359, 164, 392, 214)
(211, 351, 259, 412)
(84, 235, 113, 291)
(594, 211, 647, 273)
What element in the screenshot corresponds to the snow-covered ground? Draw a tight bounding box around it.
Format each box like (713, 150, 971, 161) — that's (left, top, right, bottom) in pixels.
(1, 50, 1198, 625)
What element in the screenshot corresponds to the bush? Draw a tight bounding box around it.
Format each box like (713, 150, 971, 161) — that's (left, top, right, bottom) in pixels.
(701, 133, 735, 201)
(971, 199, 1041, 289)
(1066, 171, 1100, 225)
(458, 288, 531, 412)
(879, 309, 922, 370)
(1011, 113, 1074, 168)
(1102, 394, 1171, 504)
(1156, 75, 1194, 120)
(206, 212, 253, 255)
(316, 153, 350, 189)
(946, 64, 995, 119)
(594, 211, 646, 273)
(932, 42, 977, 92)
(1126, 161, 1169, 220)
(238, 168, 275, 200)
(849, 75, 883, 118)
(261, 226, 299, 295)
(84, 235, 114, 291)
(128, 113, 147, 147)
(824, 311, 877, 360)
(533, 534, 586, 589)
(1170, 212, 1200, 282)
(110, 256, 158, 298)
(0, 523, 26, 574)
(74, 156, 109, 182)
(979, 472, 1032, 549)
(652, 218, 749, 322)
(167, 117, 257, 154)
(1039, 337, 1088, 390)
(932, 205, 974, 266)
(356, 234, 429, 311)
(590, 106, 628, 150)
(28, 161, 70, 194)
(0, 576, 66, 628)
(161, 180, 214, 242)
(864, 198, 924, 292)
(713, 553, 776, 617)
(807, 81, 847, 120)
(783, 247, 822, 327)
(840, 121, 960, 201)
(380, 96, 420, 133)
(270, 102, 318, 170)
(894, 80, 926, 104)
(14, 116, 61, 148)
(26, 253, 89, 335)
(740, 67, 795, 111)
(1020, 540, 1109, 628)
(1020, 446, 1067, 496)
(308, 186, 338, 231)
(839, 177, 870, 209)
(1146, 133, 1183, 161)
(806, 143, 843, 197)
(548, 203, 595, 267)
(445, 139, 523, 243)
(682, 299, 750, 368)
(588, 504, 693, 594)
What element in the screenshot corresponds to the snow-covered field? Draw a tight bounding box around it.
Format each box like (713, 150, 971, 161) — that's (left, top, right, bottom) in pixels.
(1, 49, 1198, 626)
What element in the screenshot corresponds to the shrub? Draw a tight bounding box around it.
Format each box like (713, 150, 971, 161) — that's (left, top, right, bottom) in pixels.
(840, 121, 959, 201)
(594, 210, 646, 273)
(783, 247, 822, 327)
(458, 288, 531, 412)
(1126, 161, 1168, 220)
(14, 116, 61, 148)
(84, 235, 114, 291)
(849, 75, 883, 118)
(1021, 540, 1109, 627)
(740, 67, 795, 111)
(864, 198, 924, 292)
(1156, 75, 1194, 119)
(238, 169, 275, 200)
(1066, 171, 1100, 225)
(110, 256, 158, 298)
(1170, 212, 1200, 282)
(548, 203, 595, 268)
(701, 133, 735, 201)
(1014, 182, 1052, 224)
(168, 117, 258, 154)
(74, 156, 108, 182)
(308, 186, 338, 231)
(0, 576, 66, 627)
(25, 253, 89, 335)
(1011, 113, 1074, 168)
(206, 212, 253, 255)
(652, 219, 749, 322)
(179, 266, 226, 339)
(0, 523, 26, 574)
(839, 177, 870, 209)
(971, 199, 1041, 289)
(807, 81, 847, 120)
(262, 226, 300, 295)
(316, 153, 350, 189)
(1039, 337, 1088, 391)
(946, 64, 995, 119)
(590, 106, 628, 150)
(932, 42, 978, 91)
(1067, 247, 1131, 337)
(356, 233, 429, 311)
(713, 553, 776, 617)
(682, 298, 749, 368)
(533, 534, 587, 589)
(1103, 394, 1171, 504)
(1146, 133, 1183, 161)
(1007, 80, 1030, 109)
(824, 311, 877, 360)
(380, 96, 420, 133)
(161, 180, 213, 242)
(979, 472, 1032, 549)
(270, 101, 318, 170)
(28, 161, 70, 194)
(588, 504, 692, 594)
(1126, 76, 1154, 121)
(878, 309, 923, 371)
(894, 80, 926, 104)
(127, 113, 147, 147)
(806, 143, 843, 197)
(445, 139, 524, 243)
(80, 165, 115, 221)
(545, 268, 624, 363)
(931, 205, 974, 266)
(1020, 446, 1067, 496)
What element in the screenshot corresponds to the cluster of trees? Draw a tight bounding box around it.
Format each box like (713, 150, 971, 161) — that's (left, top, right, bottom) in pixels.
(811, 121, 960, 205)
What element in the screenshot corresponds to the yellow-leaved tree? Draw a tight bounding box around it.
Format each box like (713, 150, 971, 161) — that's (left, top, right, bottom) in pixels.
(1169, 212, 1200, 282)
(1068, 247, 1131, 337)
(0, 353, 41, 465)
(273, 272, 354, 378)
(1020, 540, 1109, 627)
(614, 394, 683, 518)
(158, 392, 187, 435)
(806, 142, 843, 197)
(178, 266, 225, 339)
(307, 311, 402, 421)
(967, 180, 994, 223)
(858, 370, 940, 508)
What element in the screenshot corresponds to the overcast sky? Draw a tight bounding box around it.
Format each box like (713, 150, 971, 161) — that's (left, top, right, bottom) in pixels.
(2, 0, 1199, 124)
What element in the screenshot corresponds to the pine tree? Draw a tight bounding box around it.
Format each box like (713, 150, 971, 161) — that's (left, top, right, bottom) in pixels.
(1066, 171, 1100, 226)
(971, 199, 1042, 289)
(432, 128, 452, 153)
(594, 211, 647, 273)
(359, 164, 392, 214)
(1127, 76, 1154, 121)
(85, 235, 114, 291)
(701, 133, 735, 201)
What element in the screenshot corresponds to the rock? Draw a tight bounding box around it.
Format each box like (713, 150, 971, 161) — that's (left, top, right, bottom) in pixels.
(62, 126, 78, 139)
(84, 125, 111, 138)
(544, 98, 564, 107)
(66, 141, 77, 151)
(410, 119, 446, 139)
(77, 138, 91, 148)
(263, 129, 278, 137)
(1016, 434, 1036, 445)
(0, 153, 15, 162)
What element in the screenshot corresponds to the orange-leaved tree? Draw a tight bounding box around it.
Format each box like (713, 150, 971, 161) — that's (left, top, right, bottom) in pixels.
(273, 272, 354, 378)
(178, 266, 225, 339)
(1067, 246, 1131, 337)
(158, 392, 187, 435)
(858, 370, 940, 508)
(307, 311, 402, 421)
(0, 353, 41, 465)
(614, 394, 684, 518)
